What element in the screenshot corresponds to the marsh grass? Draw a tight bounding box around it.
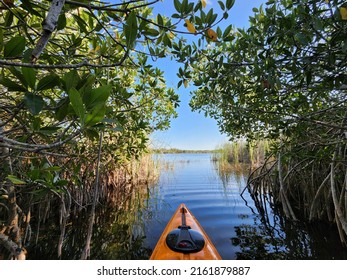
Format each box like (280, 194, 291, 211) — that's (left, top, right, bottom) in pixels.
(0, 152, 160, 260)
(213, 140, 270, 167)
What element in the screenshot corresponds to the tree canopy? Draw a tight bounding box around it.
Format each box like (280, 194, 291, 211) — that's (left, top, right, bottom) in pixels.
(176, 0, 347, 239)
(179, 0, 347, 141)
(0, 0, 236, 259)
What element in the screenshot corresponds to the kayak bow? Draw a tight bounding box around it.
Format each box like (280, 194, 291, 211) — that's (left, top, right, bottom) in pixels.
(150, 203, 221, 260)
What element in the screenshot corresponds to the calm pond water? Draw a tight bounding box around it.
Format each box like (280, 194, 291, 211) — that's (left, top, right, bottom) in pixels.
(27, 153, 347, 259)
(137, 153, 347, 260)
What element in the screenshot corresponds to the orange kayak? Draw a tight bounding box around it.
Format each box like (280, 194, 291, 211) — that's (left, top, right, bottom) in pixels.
(150, 203, 222, 260)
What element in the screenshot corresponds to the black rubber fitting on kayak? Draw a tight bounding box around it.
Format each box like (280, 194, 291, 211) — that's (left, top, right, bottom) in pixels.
(166, 227, 205, 253)
(166, 206, 205, 253)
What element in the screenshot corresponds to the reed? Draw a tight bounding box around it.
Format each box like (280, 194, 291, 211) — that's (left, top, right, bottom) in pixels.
(213, 140, 270, 167)
(245, 121, 347, 245)
(0, 146, 160, 259)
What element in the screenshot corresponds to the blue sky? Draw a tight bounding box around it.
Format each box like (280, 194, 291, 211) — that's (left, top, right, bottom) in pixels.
(148, 0, 266, 150)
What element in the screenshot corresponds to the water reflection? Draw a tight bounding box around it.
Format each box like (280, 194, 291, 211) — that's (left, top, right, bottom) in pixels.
(143, 154, 347, 260)
(24, 153, 347, 259)
(231, 218, 347, 259)
(27, 188, 151, 260)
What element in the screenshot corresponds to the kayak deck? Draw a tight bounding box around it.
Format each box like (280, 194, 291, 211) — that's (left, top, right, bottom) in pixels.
(150, 203, 221, 260)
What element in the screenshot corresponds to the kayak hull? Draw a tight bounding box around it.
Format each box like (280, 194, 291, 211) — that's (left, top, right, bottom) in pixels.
(150, 203, 222, 260)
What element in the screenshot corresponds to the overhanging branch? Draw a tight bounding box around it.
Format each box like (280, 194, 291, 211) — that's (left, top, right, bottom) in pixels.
(31, 0, 66, 62)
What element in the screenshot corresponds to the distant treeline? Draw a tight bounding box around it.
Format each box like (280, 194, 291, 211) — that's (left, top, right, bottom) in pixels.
(151, 148, 214, 154)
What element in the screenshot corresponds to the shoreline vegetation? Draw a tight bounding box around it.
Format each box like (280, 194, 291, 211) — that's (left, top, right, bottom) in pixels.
(151, 148, 215, 154)
(212, 141, 270, 167)
(152, 140, 269, 166)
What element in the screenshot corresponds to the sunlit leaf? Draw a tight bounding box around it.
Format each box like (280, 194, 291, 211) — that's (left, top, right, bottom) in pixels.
(83, 85, 112, 109)
(43, 166, 62, 172)
(340, 7, 347, 20)
(185, 19, 196, 34)
(68, 88, 86, 123)
(124, 11, 138, 48)
(7, 175, 26, 185)
(63, 70, 80, 92)
(201, 0, 206, 8)
(85, 104, 107, 126)
(207, 28, 218, 41)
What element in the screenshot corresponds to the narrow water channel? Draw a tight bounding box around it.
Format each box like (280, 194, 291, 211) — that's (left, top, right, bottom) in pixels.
(138, 153, 347, 260)
(27, 153, 347, 259)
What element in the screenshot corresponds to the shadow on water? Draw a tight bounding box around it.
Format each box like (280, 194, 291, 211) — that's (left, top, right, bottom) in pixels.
(21, 153, 347, 259)
(26, 191, 152, 260)
(208, 156, 347, 259)
(231, 217, 347, 259)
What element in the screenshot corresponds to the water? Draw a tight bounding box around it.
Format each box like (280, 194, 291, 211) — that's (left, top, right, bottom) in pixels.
(138, 153, 347, 260)
(26, 153, 347, 259)
(140, 153, 249, 259)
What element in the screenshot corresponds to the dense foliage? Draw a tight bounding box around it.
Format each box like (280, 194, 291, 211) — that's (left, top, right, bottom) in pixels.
(179, 0, 346, 140)
(178, 0, 347, 242)
(0, 0, 236, 259)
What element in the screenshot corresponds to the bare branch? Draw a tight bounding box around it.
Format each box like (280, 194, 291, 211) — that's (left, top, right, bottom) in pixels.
(32, 0, 66, 62)
(0, 55, 129, 69)
(0, 131, 80, 152)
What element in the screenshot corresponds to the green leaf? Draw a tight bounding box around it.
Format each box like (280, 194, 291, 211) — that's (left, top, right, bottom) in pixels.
(85, 128, 99, 140)
(7, 175, 26, 185)
(63, 70, 80, 92)
(37, 74, 60, 91)
(83, 85, 112, 109)
(68, 88, 86, 123)
(157, 14, 164, 26)
(21, 0, 43, 18)
(4, 36, 26, 58)
(174, 0, 181, 13)
(24, 93, 45, 115)
(143, 28, 160, 37)
(226, 0, 235, 10)
(206, 9, 214, 24)
(22, 67, 36, 89)
(223, 25, 233, 39)
(39, 126, 61, 135)
(72, 14, 88, 33)
(4, 11, 13, 28)
(57, 13, 67, 30)
(181, 0, 188, 13)
(218, 1, 225, 10)
(85, 104, 106, 127)
(43, 166, 62, 172)
(110, 126, 124, 132)
(55, 180, 68, 187)
(0, 28, 3, 53)
(295, 33, 309, 45)
(124, 11, 138, 48)
(0, 77, 27, 92)
(9, 66, 27, 87)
